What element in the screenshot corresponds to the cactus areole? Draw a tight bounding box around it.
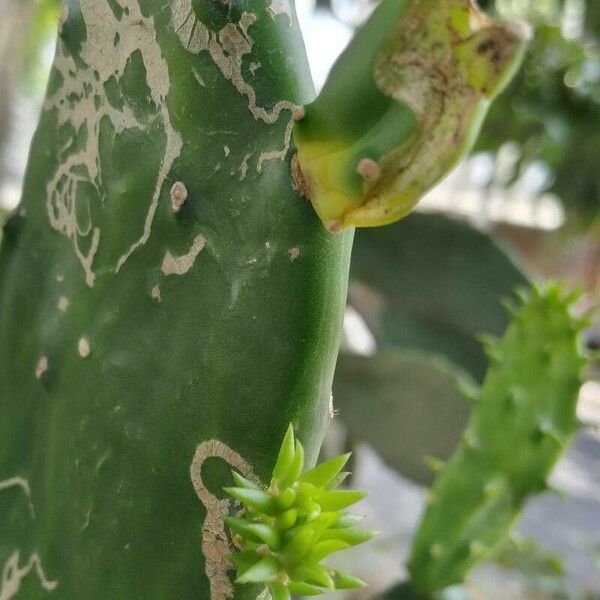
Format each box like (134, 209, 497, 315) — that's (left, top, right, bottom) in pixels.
(0, 1, 524, 599)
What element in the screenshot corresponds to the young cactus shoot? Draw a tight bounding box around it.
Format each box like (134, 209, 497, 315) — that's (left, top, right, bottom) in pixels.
(408, 284, 588, 592)
(293, 0, 530, 232)
(224, 425, 375, 600)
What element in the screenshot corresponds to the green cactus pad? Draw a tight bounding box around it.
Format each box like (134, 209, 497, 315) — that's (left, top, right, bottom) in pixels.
(0, 2, 352, 598)
(408, 284, 587, 592)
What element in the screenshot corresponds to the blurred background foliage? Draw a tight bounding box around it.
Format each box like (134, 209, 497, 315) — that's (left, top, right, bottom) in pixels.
(479, 0, 600, 226)
(0, 0, 599, 598)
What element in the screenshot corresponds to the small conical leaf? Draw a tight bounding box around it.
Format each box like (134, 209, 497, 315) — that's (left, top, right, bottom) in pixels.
(237, 556, 280, 583)
(309, 540, 351, 562)
(276, 487, 296, 510)
(334, 570, 368, 589)
(292, 563, 335, 589)
(288, 581, 324, 596)
(268, 582, 292, 600)
(229, 550, 260, 572)
(335, 513, 364, 528)
(276, 508, 298, 530)
(301, 453, 351, 488)
(281, 526, 316, 561)
(272, 425, 296, 483)
(318, 490, 367, 511)
(279, 440, 305, 489)
(326, 471, 350, 489)
(225, 518, 281, 549)
(232, 471, 261, 490)
(224, 487, 278, 515)
(319, 528, 376, 546)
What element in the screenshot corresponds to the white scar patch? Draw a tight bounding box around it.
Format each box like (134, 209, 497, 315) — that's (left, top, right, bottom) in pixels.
(190, 440, 259, 600)
(0, 552, 58, 600)
(161, 234, 207, 276)
(78, 337, 91, 359)
(0, 478, 58, 598)
(57, 296, 69, 313)
(268, 0, 293, 26)
(35, 357, 48, 380)
(45, 0, 182, 286)
(0, 478, 35, 519)
(171, 3, 300, 171)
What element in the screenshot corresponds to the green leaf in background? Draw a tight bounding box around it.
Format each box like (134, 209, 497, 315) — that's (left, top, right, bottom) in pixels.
(334, 350, 474, 486)
(348, 213, 529, 382)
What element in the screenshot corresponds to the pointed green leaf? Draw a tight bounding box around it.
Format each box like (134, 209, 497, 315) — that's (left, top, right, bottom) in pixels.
(225, 518, 281, 550)
(292, 563, 335, 589)
(229, 550, 260, 573)
(272, 425, 296, 483)
(268, 582, 291, 600)
(288, 581, 324, 596)
(232, 471, 261, 491)
(334, 570, 368, 590)
(223, 487, 277, 515)
(335, 513, 364, 528)
(309, 540, 351, 562)
(276, 487, 296, 510)
(225, 517, 264, 545)
(326, 471, 350, 490)
(237, 556, 280, 583)
(279, 440, 305, 489)
(276, 508, 298, 530)
(318, 490, 367, 511)
(301, 453, 351, 488)
(318, 528, 376, 546)
(281, 525, 316, 561)
(311, 512, 339, 529)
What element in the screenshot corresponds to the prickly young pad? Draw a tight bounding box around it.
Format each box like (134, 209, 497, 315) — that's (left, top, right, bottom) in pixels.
(408, 284, 587, 592)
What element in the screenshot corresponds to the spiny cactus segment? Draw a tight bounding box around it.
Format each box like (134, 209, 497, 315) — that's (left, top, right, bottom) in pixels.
(224, 425, 376, 599)
(408, 284, 588, 592)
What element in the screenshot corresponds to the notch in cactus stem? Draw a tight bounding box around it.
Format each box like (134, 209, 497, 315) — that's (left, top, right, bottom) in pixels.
(408, 283, 588, 592)
(293, 0, 530, 232)
(224, 425, 374, 598)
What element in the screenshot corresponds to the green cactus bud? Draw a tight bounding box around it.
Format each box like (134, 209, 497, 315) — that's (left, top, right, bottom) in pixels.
(293, 0, 529, 232)
(225, 424, 375, 598)
(408, 284, 588, 592)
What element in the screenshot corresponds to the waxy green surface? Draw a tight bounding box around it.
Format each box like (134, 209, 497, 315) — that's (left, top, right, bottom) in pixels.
(0, 1, 352, 598)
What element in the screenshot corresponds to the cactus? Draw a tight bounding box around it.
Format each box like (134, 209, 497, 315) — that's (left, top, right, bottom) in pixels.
(0, 2, 351, 598)
(293, 0, 529, 231)
(0, 0, 526, 598)
(408, 284, 587, 592)
(224, 425, 374, 600)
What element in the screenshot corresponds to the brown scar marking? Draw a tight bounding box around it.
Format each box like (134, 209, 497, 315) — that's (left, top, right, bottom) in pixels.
(170, 182, 188, 212)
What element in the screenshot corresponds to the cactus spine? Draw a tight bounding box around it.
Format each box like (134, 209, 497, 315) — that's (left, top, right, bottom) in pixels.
(408, 285, 587, 592)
